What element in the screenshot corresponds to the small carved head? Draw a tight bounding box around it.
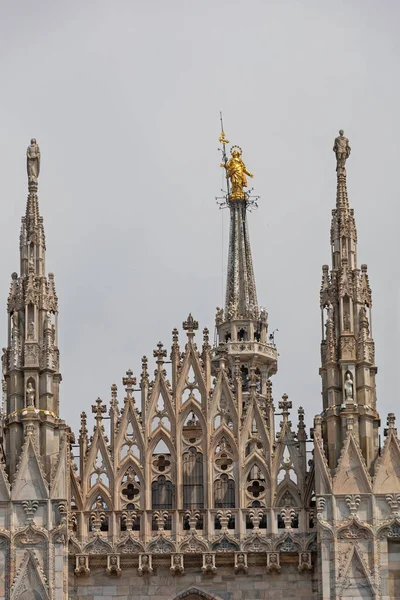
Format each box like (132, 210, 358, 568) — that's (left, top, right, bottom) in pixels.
(78, 556, 86, 566)
(301, 552, 309, 563)
(237, 553, 245, 563)
(30, 138, 37, 145)
(339, 130, 344, 136)
(141, 554, 148, 564)
(269, 553, 277, 563)
(110, 555, 118, 565)
(205, 554, 213, 564)
(174, 554, 181, 564)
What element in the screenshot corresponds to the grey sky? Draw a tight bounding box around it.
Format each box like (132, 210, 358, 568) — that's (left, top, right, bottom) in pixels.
(0, 0, 399, 437)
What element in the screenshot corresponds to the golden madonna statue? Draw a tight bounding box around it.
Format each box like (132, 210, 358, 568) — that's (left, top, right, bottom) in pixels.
(221, 145, 253, 200)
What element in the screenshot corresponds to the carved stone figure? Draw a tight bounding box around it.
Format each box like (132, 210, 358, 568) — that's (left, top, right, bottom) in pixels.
(28, 321, 35, 340)
(327, 303, 334, 321)
(343, 312, 351, 331)
(344, 372, 354, 401)
(106, 554, 121, 576)
(27, 139, 41, 182)
(215, 306, 224, 326)
(221, 147, 253, 200)
(75, 555, 90, 576)
(235, 552, 248, 574)
(267, 552, 281, 573)
(298, 551, 312, 572)
(202, 553, 217, 574)
(170, 553, 184, 575)
(138, 553, 152, 575)
(26, 382, 35, 406)
(11, 311, 18, 331)
(333, 130, 351, 173)
(1, 348, 7, 377)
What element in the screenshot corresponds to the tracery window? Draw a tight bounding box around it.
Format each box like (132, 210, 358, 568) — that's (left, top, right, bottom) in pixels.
(183, 447, 204, 509)
(120, 466, 141, 509)
(245, 465, 267, 506)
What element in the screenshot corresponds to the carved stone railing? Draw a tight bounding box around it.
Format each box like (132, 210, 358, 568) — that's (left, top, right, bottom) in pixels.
(226, 341, 278, 360)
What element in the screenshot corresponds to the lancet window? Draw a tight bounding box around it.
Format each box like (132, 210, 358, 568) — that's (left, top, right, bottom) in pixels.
(152, 475, 174, 510)
(214, 474, 235, 508)
(183, 447, 204, 509)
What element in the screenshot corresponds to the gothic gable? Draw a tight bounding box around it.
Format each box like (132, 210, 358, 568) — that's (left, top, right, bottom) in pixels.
(337, 545, 375, 598)
(11, 549, 49, 600)
(373, 432, 400, 493)
(333, 433, 372, 494)
(12, 434, 48, 501)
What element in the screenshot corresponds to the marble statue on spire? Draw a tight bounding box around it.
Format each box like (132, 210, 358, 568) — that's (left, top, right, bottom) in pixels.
(333, 129, 351, 174)
(27, 138, 41, 182)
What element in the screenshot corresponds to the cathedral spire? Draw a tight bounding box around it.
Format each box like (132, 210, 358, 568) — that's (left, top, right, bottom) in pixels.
(3, 140, 64, 481)
(214, 124, 277, 401)
(319, 131, 379, 471)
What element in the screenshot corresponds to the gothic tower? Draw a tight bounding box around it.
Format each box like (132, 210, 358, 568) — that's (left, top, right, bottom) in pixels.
(214, 132, 278, 413)
(0, 140, 69, 600)
(319, 131, 380, 471)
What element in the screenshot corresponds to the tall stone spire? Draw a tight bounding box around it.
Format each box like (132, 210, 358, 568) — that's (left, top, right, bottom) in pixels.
(214, 130, 277, 409)
(319, 131, 379, 471)
(2, 140, 65, 481)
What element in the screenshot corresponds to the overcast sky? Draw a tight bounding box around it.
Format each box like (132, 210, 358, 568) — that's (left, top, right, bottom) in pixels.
(0, 1, 399, 438)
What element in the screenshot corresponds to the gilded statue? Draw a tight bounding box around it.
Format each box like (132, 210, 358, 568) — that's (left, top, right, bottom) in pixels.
(27, 138, 41, 182)
(221, 146, 253, 200)
(333, 130, 351, 173)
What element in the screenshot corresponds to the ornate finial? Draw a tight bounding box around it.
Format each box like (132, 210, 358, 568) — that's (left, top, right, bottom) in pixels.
(141, 356, 149, 385)
(266, 379, 273, 403)
(297, 407, 307, 440)
(202, 327, 210, 352)
(153, 342, 167, 367)
(385, 413, 397, 437)
(80, 411, 88, 436)
(346, 415, 355, 432)
(122, 369, 136, 399)
(183, 314, 198, 337)
(27, 138, 41, 190)
(110, 384, 118, 409)
(314, 414, 322, 437)
(172, 328, 179, 344)
(219, 130, 229, 146)
(91, 398, 106, 421)
(333, 129, 351, 175)
(279, 394, 292, 426)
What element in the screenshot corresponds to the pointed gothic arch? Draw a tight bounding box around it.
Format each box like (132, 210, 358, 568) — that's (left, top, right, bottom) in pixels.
(275, 480, 301, 508)
(172, 588, 226, 600)
(212, 427, 238, 460)
(84, 483, 113, 512)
